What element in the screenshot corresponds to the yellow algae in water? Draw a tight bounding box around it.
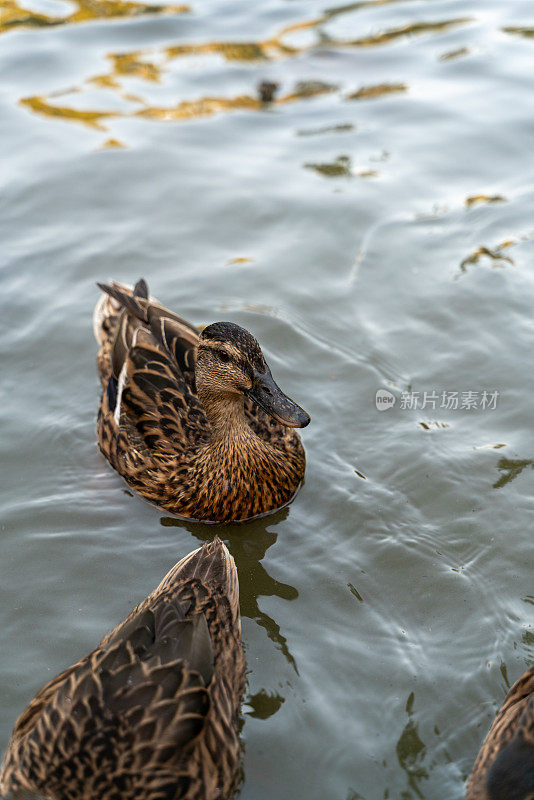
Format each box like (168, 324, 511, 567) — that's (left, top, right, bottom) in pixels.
(305, 155, 352, 178)
(276, 15, 322, 38)
(457, 244, 514, 277)
(110, 52, 162, 82)
(465, 194, 505, 207)
(20, 95, 116, 129)
(226, 257, 254, 266)
(0, 0, 188, 32)
(0, 0, 62, 32)
(347, 83, 407, 100)
(69, 0, 188, 22)
(89, 74, 121, 90)
(280, 81, 338, 103)
(325, 0, 441, 21)
(19, 78, 342, 128)
(274, 2, 466, 48)
(134, 94, 260, 121)
(276, 11, 471, 53)
(346, 18, 471, 48)
(160, 15, 472, 66)
(166, 41, 272, 62)
(121, 91, 145, 103)
(101, 138, 126, 148)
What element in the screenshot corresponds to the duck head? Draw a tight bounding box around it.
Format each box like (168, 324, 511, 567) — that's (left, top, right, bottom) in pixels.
(196, 322, 310, 428)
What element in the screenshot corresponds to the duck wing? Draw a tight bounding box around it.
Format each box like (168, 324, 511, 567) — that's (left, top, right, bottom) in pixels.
(97, 280, 210, 459)
(99, 280, 199, 390)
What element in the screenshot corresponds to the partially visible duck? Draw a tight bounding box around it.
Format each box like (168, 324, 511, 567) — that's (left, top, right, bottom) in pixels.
(465, 664, 534, 799)
(0, 538, 246, 800)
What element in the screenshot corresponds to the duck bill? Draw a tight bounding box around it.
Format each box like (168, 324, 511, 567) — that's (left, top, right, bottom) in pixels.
(245, 368, 310, 428)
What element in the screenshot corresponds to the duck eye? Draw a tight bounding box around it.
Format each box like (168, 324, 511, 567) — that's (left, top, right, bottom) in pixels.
(219, 351, 230, 364)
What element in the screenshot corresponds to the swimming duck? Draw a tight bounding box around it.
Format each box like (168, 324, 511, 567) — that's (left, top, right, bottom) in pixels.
(93, 279, 310, 523)
(0, 538, 246, 800)
(465, 664, 534, 799)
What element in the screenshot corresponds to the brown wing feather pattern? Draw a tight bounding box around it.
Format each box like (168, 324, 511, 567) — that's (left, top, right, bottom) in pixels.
(0, 539, 246, 800)
(97, 281, 199, 389)
(123, 340, 209, 454)
(96, 281, 208, 475)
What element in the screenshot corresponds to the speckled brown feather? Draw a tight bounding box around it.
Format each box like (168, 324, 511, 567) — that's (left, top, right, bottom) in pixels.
(94, 280, 306, 523)
(465, 665, 534, 799)
(0, 538, 246, 800)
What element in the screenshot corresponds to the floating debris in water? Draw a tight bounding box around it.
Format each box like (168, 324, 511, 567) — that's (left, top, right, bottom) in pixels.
(280, 81, 338, 104)
(457, 242, 514, 277)
(465, 194, 505, 207)
(305, 155, 352, 178)
(502, 26, 534, 40)
(101, 138, 126, 149)
(347, 83, 407, 101)
(226, 257, 255, 266)
(297, 123, 354, 137)
(439, 46, 470, 61)
(348, 583, 364, 602)
(346, 18, 471, 49)
(419, 421, 450, 430)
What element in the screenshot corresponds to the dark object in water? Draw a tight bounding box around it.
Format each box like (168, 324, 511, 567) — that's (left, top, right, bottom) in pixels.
(258, 81, 279, 103)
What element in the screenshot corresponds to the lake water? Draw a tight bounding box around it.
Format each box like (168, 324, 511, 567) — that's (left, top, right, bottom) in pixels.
(1, 0, 533, 797)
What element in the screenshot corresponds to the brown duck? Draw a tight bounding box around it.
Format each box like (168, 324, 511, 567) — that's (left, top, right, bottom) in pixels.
(465, 664, 534, 799)
(93, 279, 310, 523)
(0, 538, 246, 800)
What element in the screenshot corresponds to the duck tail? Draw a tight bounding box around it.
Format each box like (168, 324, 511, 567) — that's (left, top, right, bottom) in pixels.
(156, 538, 239, 621)
(93, 279, 149, 344)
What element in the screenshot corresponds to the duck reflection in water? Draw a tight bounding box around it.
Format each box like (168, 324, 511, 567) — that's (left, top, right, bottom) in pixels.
(396, 692, 429, 798)
(161, 507, 299, 720)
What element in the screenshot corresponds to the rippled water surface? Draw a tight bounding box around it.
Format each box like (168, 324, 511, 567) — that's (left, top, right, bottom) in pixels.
(1, 0, 534, 797)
